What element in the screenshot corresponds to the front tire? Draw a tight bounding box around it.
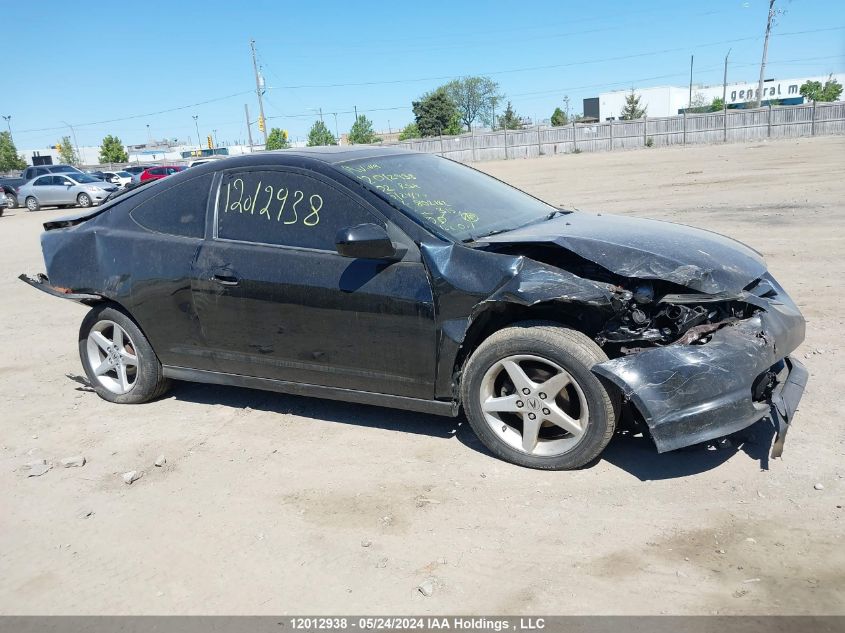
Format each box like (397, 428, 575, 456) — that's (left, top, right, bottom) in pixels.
(78, 305, 170, 404)
(25, 196, 39, 212)
(77, 193, 92, 208)
(461, 322, 619, 470)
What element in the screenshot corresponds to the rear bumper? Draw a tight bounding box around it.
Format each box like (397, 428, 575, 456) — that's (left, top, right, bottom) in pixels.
(593, 287, 807, 456)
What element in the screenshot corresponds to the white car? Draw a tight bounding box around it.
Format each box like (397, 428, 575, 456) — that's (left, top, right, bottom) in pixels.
(102, 171, 133, 187)
(17, 172, 118, 211)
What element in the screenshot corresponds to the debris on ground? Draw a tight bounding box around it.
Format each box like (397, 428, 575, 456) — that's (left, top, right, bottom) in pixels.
(361, 538, 372, 548)
(122, 470, 142, 485)
(60, 455, 86, 468)
(417, 580, 435, 597)
(25, 459, 51, 477)
(154, 455, 166, 467)
(376, 557, 388, 569)
(77, 509, 94, 519)
(814, 483, 824, 491)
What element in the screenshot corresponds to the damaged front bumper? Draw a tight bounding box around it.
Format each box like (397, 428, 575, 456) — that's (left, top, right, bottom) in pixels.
(592, 288, 807, 457)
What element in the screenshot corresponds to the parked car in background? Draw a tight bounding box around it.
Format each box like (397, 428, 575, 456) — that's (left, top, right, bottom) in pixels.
(2, 184, 18, 209)
(17, 172, 118, 211)
(102, 171, 133, 187)
(85, 170, 108, 180)
(0, 193, 8, 216)
(23, 164, 84, 180)
(123, 165, 155, 183)
(140, 165, 186, 182)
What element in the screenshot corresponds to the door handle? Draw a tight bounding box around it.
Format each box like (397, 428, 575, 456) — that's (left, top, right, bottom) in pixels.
(212, 273, 239, 286)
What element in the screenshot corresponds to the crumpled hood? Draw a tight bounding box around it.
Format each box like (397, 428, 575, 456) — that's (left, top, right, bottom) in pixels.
(478, 212, 767, 294)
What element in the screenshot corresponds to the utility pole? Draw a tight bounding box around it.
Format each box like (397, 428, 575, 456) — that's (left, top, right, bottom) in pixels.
(192, 115, 200, 149)
(722, 49, 731, 142)
(250, 39, 268, 145)
(756, 0, 776, 108)
(244, 104, 254, 150)
(688, 55, 694, 110)
(332, 113, 339, 145)
(319, 107, 324, 123)
(62, 121, 81, 166)
(354, 105, 358, 123)
(213, 129, 218, 148)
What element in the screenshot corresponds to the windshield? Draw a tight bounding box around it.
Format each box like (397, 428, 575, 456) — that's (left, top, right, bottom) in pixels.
(337, 153, 557, 241)
(68, 173, 101, 184)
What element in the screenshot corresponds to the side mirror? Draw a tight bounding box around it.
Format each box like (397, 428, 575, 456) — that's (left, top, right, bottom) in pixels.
(335, 223, 399, 260)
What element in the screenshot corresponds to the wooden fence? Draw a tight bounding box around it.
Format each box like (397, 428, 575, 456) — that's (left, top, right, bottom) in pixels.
(384, 101, 845, 163)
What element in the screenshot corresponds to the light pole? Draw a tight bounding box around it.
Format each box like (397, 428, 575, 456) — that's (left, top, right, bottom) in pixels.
(61, 120, 81, 166)
(213, 129, 218, 149)
(2, 115, 11, 143)
(146, 124, 151, 144)
(192, 115, 201, 149)
(332, 113, 339, 145)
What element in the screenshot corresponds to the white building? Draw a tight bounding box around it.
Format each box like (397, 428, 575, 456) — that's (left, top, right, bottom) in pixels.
(587, 73, 844, 121)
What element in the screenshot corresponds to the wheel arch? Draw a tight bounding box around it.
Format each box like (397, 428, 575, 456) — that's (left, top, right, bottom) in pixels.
(447, 299, 609, 400)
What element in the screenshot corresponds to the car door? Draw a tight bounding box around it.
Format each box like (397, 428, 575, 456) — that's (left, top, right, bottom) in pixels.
(55, 176, 77, 204)
(32, 176, 57, 204)
(191, 165, 438, 399)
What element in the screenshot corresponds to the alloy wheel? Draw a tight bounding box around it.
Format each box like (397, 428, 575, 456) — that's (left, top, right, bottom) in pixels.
(86, 320, 139, 395)
(479, 354, 589, 456)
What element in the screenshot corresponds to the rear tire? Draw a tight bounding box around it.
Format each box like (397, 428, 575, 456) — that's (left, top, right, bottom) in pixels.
(78, 305, 170, 404)
(77, 193, 92, 208)
(25, 196, 39, 212)
(5, 193, 17, 209)
(461, 321, 620, 470)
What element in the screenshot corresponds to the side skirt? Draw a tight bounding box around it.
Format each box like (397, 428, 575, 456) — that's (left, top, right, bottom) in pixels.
(162, 365, 460, 417)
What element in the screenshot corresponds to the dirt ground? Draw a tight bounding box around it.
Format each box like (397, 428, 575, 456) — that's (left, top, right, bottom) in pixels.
(1, 136, 843, 615)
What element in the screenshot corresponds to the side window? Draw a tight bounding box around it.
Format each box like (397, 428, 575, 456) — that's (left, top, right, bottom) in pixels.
(34, 176, 50, 186)
(130, 173, 213, 238)
(216, 170, 381, 250)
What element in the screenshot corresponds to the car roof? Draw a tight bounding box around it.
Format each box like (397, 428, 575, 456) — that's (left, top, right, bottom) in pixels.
(272, 145, 415, 165)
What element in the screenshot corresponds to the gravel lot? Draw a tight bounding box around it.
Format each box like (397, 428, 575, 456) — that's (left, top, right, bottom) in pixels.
(1, 136, 843, 615)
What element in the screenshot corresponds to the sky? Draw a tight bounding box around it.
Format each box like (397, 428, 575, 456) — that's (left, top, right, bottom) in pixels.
(4, 0, 844, 150)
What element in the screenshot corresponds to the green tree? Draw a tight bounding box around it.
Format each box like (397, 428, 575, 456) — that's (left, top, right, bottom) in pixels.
(398, 122, 421, 141)
(800, 75, 843, 102)
(57, 136, 79, 165)
(98, 135, 128, 164)
(444, 76, 502, 130)
(709, 97, 725, 112)
(412, 87, 461, 137)
(347, 115, 382, 145)
(265, 128, 290, 150)
(550, 107, 568, 126)
(0, 131, 26, 172)
(620, 88, 647, 120)
(306, 120, 336, 147)
(497, 101, 522, 130)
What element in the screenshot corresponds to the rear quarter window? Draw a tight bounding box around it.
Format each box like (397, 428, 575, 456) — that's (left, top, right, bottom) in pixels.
(129, 174, 212, 238)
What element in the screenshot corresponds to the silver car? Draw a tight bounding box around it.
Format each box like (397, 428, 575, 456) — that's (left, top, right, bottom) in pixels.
(18, 173, 118, 211)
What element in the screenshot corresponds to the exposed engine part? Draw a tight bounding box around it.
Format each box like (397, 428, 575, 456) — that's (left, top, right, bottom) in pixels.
(596, 283, 753, 349)
(632, 283, 654, 304)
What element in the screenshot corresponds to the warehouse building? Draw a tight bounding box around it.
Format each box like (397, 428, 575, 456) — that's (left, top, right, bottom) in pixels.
(584, 73, 844, 121)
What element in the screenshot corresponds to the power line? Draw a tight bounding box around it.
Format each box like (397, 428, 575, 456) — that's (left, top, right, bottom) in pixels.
(15, 89, 254, 134)
(265, 26, 845, 90)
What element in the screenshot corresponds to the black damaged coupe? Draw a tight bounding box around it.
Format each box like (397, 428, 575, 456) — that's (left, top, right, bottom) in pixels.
(21, 147, 808, 470)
